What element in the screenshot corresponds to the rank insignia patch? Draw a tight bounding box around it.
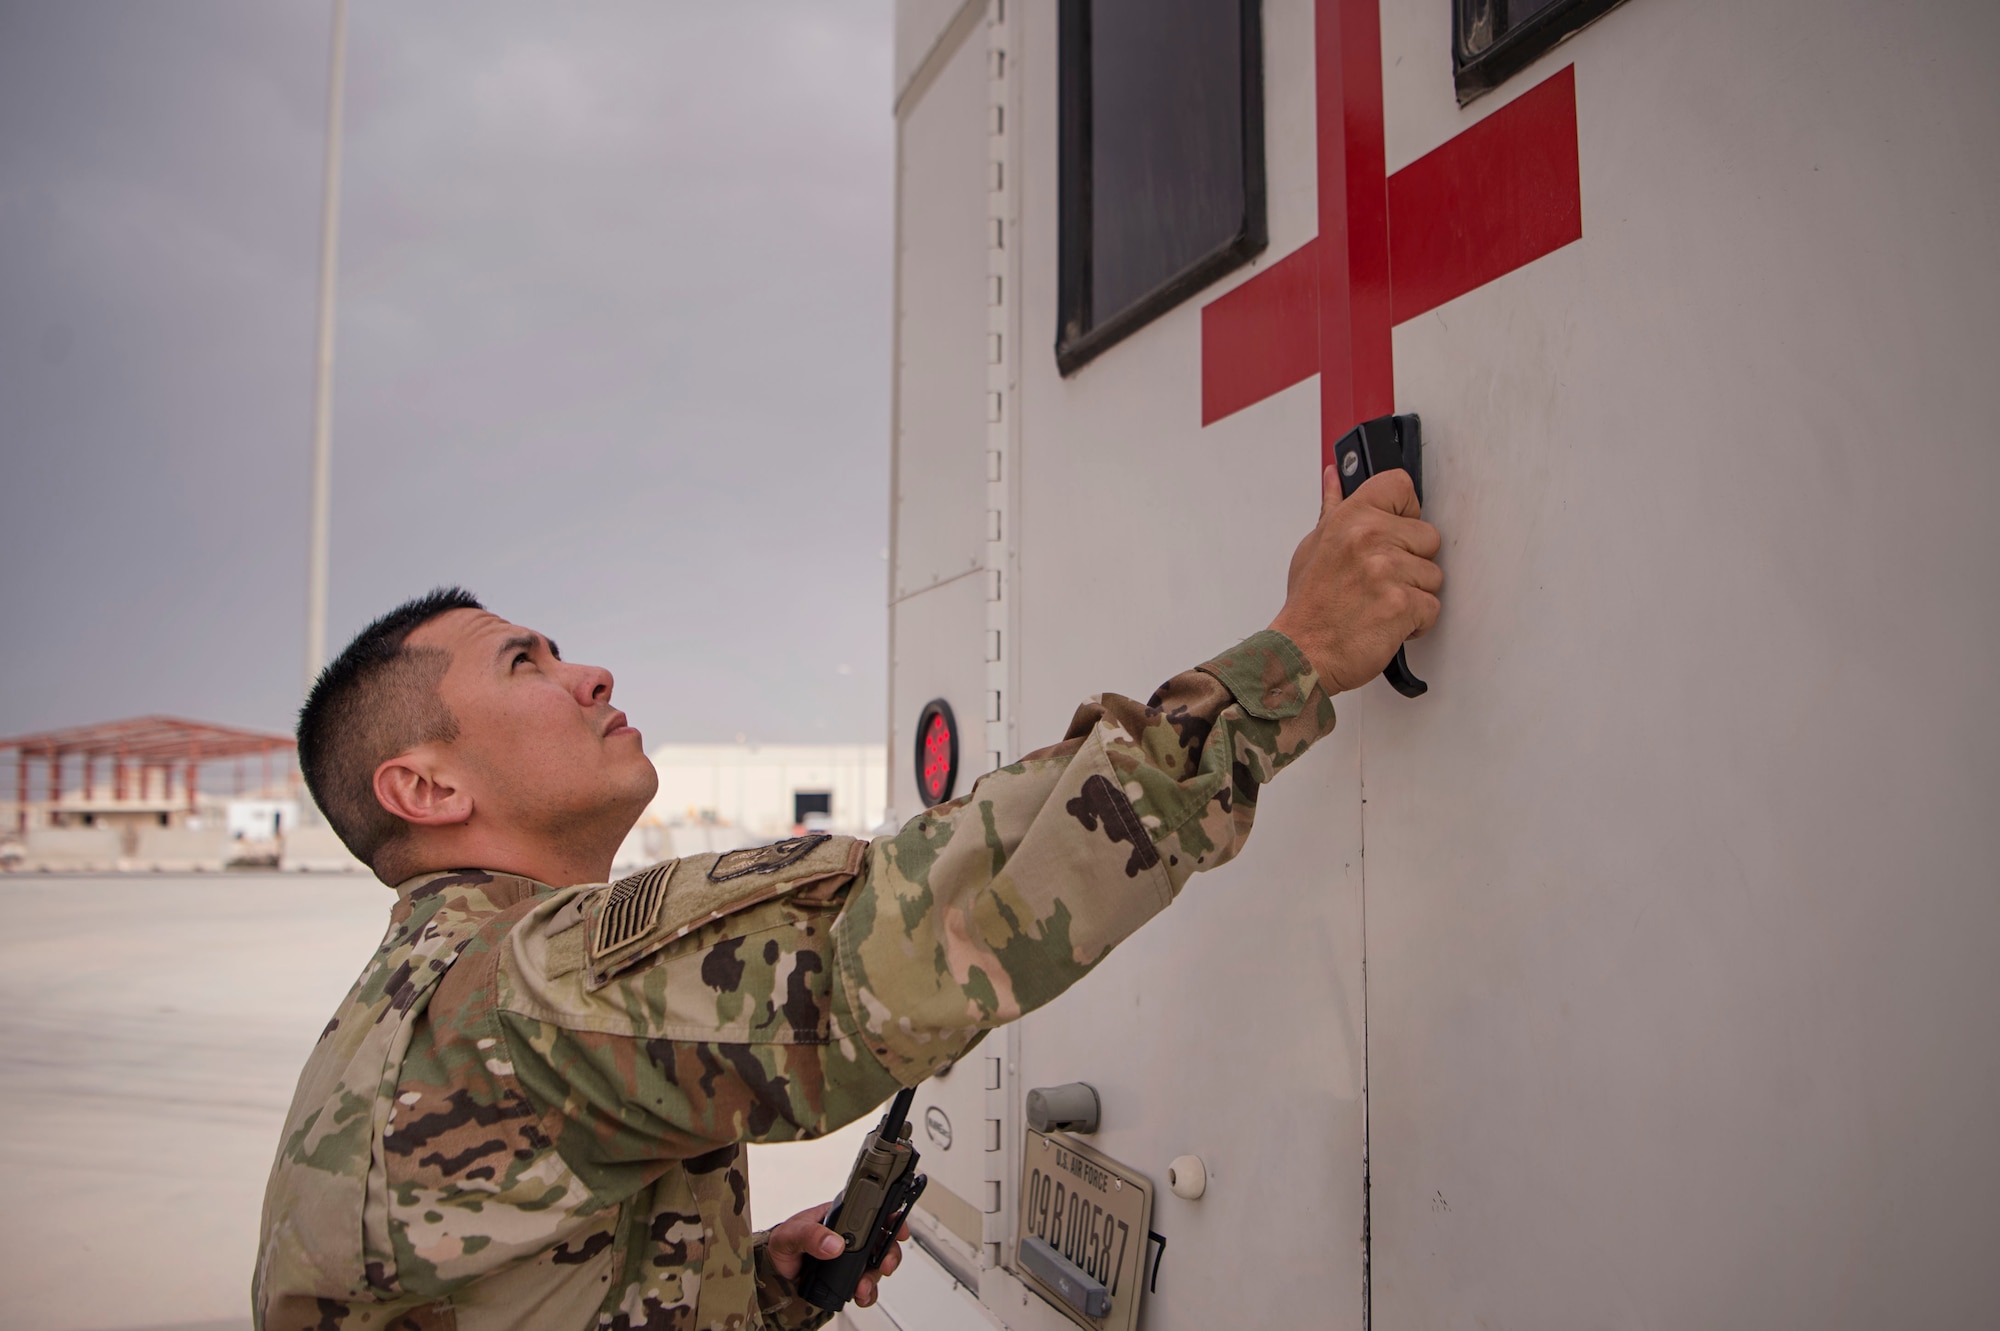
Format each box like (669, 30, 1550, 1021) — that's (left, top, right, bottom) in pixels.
(592, 861, 673, 956)
(708, 833, 832, 882)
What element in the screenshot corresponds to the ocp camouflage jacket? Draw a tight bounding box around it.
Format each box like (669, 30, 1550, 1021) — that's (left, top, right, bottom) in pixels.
(255, 631, 1334, 1331)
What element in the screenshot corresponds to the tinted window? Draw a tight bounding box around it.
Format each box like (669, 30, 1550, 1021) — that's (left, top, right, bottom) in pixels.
(1453, 0, 1632, 104)
(1058, 0, 1264, 375)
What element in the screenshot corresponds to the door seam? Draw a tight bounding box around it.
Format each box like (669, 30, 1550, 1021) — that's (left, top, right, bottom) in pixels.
(1359, 731, 1372, 1331)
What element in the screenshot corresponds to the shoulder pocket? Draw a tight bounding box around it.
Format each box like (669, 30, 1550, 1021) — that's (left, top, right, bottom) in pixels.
(584, 835, 866, 990)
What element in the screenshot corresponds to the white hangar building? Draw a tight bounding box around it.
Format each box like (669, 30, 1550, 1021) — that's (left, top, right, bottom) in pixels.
(618, 742, 889, 870)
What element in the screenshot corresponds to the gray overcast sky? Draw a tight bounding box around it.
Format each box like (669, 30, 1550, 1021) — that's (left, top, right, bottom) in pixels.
(0, 1, 893, 750)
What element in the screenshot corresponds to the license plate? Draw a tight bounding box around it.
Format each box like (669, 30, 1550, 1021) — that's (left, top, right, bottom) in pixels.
(1016, 1129, 1154, 1331)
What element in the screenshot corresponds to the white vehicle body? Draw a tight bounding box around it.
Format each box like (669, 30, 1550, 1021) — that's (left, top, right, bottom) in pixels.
(867, 1, 2000, 1327)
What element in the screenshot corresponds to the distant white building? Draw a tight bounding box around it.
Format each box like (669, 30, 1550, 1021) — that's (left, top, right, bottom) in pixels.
(227, 799, 301, 841)
(612, 742, 887, 872)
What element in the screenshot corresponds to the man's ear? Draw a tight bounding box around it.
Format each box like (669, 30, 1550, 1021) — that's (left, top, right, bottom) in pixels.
(373, 747, 473, 829)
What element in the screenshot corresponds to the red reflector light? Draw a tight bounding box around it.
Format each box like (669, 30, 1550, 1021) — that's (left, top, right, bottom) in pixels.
(915, 699, 959, 807)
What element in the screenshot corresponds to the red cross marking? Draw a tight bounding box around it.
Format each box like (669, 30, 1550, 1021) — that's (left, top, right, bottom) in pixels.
(1200, 0, 1583, 469)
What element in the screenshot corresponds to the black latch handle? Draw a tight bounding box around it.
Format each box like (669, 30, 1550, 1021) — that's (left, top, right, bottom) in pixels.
(1331, 413, 1429, 699)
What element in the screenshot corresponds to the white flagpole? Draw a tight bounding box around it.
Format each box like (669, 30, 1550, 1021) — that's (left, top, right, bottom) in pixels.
(304, 0, 348, 697)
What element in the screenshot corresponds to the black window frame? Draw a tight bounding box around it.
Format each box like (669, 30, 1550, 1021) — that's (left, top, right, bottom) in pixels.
(1056, 0, 1267, 377)
(1452, 0, 1631, 105)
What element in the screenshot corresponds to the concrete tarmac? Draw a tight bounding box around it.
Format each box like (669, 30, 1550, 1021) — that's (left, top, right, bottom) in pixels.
(0, 872, 865, 1331)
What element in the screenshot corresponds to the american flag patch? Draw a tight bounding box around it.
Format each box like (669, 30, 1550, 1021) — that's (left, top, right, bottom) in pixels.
(592, 862, 672, 957)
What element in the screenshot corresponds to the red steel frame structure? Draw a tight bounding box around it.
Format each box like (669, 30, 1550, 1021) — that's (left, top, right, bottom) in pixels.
(2, 716, 295, 834)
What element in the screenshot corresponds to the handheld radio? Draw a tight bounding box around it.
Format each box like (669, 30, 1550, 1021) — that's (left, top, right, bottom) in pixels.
(797, 1086, 928, 1311)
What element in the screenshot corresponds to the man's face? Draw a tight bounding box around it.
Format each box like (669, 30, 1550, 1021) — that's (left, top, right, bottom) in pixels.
(407, 608, 658, 842)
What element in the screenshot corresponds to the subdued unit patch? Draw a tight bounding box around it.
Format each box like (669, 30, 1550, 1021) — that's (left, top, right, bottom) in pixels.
(707, 833, 831, 882)
(592, 860, 675, 956)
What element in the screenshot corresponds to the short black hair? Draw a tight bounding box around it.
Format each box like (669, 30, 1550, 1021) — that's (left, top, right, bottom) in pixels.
(297, 587, 483, 876)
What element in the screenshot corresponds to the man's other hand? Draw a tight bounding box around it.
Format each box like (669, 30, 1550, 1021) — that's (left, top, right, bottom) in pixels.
(1269, 466, 1443, 694)
(766, 1200, 909, 1309)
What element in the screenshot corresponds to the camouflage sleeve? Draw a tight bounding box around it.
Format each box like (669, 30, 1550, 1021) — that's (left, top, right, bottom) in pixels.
(749, 1233, 835, 1331)
(837, 628, 1334, 1083)
(491, 630, 1331, 1186)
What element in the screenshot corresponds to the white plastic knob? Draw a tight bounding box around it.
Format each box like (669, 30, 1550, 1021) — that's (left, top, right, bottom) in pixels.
(1166, 1154, 1207, 1200)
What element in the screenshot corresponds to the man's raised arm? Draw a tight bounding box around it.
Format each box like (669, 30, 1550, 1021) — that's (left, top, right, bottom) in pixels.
(487, 467, 1437, 1178)
(838, 458, 1441, 1092)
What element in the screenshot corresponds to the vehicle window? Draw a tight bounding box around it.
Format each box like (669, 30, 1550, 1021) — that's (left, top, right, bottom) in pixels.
(1453, 0, 1632, 104)
(1057, 0, 1265, 375)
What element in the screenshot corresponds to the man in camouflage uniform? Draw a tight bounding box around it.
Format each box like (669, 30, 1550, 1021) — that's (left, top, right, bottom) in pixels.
(257, 467, 1442, 1330)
